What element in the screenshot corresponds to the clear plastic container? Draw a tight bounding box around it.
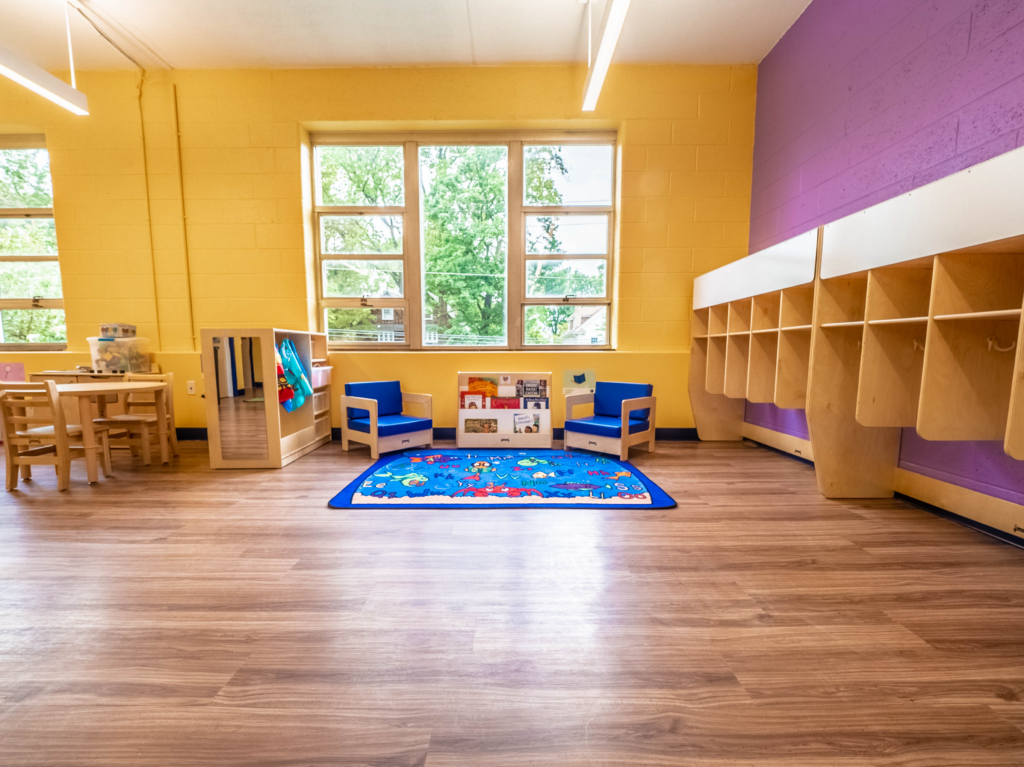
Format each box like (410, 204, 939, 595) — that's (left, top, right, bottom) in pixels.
(88, 337, 150, 373)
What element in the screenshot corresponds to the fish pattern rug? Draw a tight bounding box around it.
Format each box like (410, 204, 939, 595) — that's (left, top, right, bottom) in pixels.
(328, 449, 676, 509)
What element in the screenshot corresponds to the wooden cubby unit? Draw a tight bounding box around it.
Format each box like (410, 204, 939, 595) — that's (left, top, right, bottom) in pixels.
(706, 336, 728, 395)
(747, 330, 778, 403)
(856, 264, 934, 427)
(775, 326, 811, 408)
(752, 292, 781, 331)
(709, 304, 729, 336)
(728, 298, 752, 334)
(693, 307, 709, 338)
(725, 334, 750, 398)
(780, 284, 814, 328)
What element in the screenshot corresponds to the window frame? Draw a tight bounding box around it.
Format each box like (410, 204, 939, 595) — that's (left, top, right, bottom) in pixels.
(0, 135, 66, 351)
(311, 131, 616, 351)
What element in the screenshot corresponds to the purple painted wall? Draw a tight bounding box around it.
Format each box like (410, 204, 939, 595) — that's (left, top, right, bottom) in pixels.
(751, 0, 1024, 252)
(748, 0, 1024, 504)
(744, 402, 810, 440)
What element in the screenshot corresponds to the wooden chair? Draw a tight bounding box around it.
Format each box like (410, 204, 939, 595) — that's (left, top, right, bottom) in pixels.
(0, 381, 113, 491)
(340, 380, 433, 459)
(95, 372, 179, 465)
(564, 381, 657, 461)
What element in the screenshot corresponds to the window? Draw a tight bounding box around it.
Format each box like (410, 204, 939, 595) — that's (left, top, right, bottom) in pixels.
(0, 138, 65, 347)
(313, 134, 615, 349)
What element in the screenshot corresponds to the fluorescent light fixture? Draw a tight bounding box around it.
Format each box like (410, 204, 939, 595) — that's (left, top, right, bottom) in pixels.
(582, 0, 632, 112)
(0, 42, 88, 116)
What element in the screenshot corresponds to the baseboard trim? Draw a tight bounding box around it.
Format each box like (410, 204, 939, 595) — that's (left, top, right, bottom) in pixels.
(893, 468, 1024, 546)
(176, 428, 208, 440)
(741, 422, 814, 462)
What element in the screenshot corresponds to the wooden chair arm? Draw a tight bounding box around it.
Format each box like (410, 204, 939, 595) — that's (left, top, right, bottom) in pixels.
(402, 392, 433, 418)
(565, 391, 595, 420)
(620, 396, 657, 428)
(339, 395, 378, 421)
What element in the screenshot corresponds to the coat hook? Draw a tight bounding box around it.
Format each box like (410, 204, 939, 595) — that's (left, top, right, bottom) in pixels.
(987, 336, 1016, 353)
(913, 339, 924, 352)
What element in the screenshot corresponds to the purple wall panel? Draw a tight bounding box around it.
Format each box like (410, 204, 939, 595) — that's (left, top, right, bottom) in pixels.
(751, 0, 1024, 503)
(751, 0, 1024, 251)
(900, 429, 1024, 505)
(744, 402, 810, 440)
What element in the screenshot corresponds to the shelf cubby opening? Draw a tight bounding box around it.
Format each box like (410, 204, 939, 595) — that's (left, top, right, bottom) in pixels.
(856, 322, 927, 427)
(775, 325, 811, 409)
(817, 274, 868, 325)
(709, 304, 729, 336)
(693, 308, 709, 338)
(706, 336, 728, 395)
(724, 334, 750, 398)
(752, 291, 781, 331)
(747, 331, 778, 403)
(728, 298, 752, 334)
(931, 253, 1024, 317)
(865, 264, 934, 322)
(918, 315, 1020, 441)
(780, 284, 815, 328)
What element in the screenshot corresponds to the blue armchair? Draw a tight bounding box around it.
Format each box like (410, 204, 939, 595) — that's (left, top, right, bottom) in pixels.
(564, 381, 656, 460)
(340, 380, 433, 459)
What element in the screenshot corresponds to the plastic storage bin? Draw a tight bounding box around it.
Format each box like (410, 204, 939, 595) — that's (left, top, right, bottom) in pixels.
(88, 337, 150, 373)
(310, 365, 331, 388)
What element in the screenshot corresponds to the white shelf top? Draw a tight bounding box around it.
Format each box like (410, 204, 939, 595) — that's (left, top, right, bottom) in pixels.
(694, 229, 818, 310)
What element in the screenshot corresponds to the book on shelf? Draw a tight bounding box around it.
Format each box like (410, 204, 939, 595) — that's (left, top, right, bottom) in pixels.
(489, 397, 521, 409)
(468, 376, 498, 398)
(515, 378, 547, 398)
(523, 397, 548, 410)
(513, 413, 541, 434)
(464, 418, 498, 434)
(460, 392, 484, 410)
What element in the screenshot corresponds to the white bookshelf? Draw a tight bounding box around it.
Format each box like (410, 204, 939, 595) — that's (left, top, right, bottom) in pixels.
(456, 371, 553, 449)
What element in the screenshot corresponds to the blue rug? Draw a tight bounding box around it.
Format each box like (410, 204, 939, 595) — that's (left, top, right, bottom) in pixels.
(328, 448, 676, 509)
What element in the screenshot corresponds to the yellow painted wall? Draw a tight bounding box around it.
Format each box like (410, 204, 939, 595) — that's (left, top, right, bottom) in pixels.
(0, 63, 755, 430)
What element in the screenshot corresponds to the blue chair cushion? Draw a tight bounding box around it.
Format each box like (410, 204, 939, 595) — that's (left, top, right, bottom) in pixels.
(564, 415, 650, 439)
(345, 380, 404, 419)
(593, 381, 653, 420)
(347, 415, 433, 438)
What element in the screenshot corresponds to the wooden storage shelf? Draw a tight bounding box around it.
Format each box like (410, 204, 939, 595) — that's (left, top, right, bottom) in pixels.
(706, 336, 728, 395)
(918, 315, 1020, 441)
(934, 309, 1022, 321)
(817, 274, 868, 325)
(201, 328, 332, 469)
(752, 291, 781, 331)
(857, 322, 928, 427)
(867, 317, 928, 325)
(931, 253, 1024, 316)
(747, 331, 778, 403)
(728, 298, 752, 334)
(693, 307, 710, 339)
(780, 324, 812, 332)
(821, 321, 865, 329)
(724, 334, 750, 398)
(710, 332, 728, 338)
(709, 304, 729, 336)
(775, 324, 811, 409)
(752, 328, 779, 335)
(780, 284, 815, 328)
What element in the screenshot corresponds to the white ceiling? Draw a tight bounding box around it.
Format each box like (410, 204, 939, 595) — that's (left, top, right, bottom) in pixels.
(0, 0, 812, 71)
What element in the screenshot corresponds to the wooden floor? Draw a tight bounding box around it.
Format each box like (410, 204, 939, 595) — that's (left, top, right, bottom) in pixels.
(2, 439, 1024, 765)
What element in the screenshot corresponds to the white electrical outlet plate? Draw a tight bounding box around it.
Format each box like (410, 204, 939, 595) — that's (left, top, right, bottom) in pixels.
(187, 380, 196, 395)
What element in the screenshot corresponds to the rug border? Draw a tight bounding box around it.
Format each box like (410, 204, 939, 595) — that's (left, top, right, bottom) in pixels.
(328, 448, 677, 510)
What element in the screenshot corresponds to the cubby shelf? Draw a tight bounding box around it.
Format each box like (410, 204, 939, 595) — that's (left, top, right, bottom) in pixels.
(780, 325, 812, 332)
(867, 317, 928, 325)
(821, 321, 865, 329)
(934, 309, 1022, 321)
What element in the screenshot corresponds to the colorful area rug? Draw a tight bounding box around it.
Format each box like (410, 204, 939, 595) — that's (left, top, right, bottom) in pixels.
(328, 448, 676, 509)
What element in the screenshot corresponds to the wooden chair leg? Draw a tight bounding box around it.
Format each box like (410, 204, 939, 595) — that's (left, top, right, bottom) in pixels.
(140, 425, 152, 466)
(6, 451, 18, 491)
(20, 463, 31, 480)
(99, 432, 113, 477)
(648, 432, 656, 453)
(57, 462, 70, 491)
(619, 442, 629, 461)
(168, 421, 180, 457)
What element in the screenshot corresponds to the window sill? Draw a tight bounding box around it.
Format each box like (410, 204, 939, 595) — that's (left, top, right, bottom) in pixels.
(0, 344, 69, 352)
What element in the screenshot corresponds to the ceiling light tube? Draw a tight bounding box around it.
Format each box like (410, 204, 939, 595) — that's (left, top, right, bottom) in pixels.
(582, 0, 632, 112)
(0, 42, 89, 116)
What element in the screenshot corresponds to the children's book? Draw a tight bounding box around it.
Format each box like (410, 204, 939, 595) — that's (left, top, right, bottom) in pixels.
(460, 392, 484, 410)
(513, 413, 541, 433)
(523, 397, 548, 410)
(489, 397, 521, 409)
(468, 376, 498, 398)
(464, 418, 498, 434)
